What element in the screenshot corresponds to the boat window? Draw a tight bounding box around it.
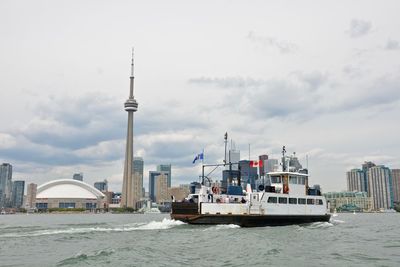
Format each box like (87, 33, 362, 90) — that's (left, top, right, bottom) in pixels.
(267, 197, 277, 203)
(298, 198, 306, 205)
(307, 199, 315, 205)
(298, 177, 305, 185)
(278, 197, 288, 204)
(317, 199, 323, 205)
(289, 176, 298, 184)
(289, 198, 297, 204)
(271, 176, 282, 184)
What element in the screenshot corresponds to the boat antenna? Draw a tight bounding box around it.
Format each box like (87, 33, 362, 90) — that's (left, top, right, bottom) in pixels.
(224, 132, 228, 165)
(282, 146, 287, 171)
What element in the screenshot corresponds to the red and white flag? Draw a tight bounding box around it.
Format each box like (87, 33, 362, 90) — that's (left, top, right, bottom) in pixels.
(250, 160, 263, 168)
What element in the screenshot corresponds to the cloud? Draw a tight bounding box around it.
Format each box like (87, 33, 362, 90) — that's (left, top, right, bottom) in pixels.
(189, 71, 328, 120)
(20, 93, 125, 150)
(189, 71, 400, 121)
(385, 39, 399, 50)
(0, 133, 17, 149)
(348, 19, 372, 38)
(247, 31, 298, 53)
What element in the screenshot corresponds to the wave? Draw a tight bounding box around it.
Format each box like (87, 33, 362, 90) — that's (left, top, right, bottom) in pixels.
(136, 218, 185, 230)
(330, 219, 345, 225)
(203, 224, 241, 231)
(57, 249, 115, 266)
(0, 219, 185, 238)
(304, 221, 334, 229)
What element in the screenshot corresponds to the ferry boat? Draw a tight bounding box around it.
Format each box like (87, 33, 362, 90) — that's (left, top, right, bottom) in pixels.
(171, 146, 331, 227)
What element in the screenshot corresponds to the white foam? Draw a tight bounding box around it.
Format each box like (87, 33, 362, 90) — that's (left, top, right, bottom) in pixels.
(203, 224, 240, 231)
(136, 218, 186, 230)
(0, 219, 186, 238)
(330, 219, 345, 225)
(306, 221, 334, 229)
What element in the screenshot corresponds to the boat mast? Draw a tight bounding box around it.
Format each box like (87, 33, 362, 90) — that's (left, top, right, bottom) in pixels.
(282, 146, 287, 171)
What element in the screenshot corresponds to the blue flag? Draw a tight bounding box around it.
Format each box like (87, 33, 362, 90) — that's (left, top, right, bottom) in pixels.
(192, 152, 204, 164)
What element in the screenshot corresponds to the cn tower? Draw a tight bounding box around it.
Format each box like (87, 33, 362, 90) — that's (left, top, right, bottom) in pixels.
(121, 49, 138, 208)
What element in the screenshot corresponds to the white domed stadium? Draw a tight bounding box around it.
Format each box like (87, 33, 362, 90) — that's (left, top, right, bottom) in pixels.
(36, 179, 105, 210)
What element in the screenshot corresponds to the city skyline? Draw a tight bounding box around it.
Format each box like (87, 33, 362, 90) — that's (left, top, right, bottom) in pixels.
(1, 1, 400, 192)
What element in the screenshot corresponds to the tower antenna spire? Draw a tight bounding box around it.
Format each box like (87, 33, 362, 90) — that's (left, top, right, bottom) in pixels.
(131, 47, 134, 77)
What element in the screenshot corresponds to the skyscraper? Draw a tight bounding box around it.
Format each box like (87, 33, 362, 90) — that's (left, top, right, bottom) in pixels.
(12, 180, 25, 208)
(0, 163, 12, 208)
(258, 154, 268, 177)
(361, 161, 375, 192)
(149, 171, 169, 202)
(157, 164, 171, 187)
(391, 169, 400, 203)
(134, 157, 144, 195)
(26, 183, 37, 209)
(155, 173, 169, 204)
(265, 159, 279, 173)
(121, 50, 139, 208)
(73, 173, 83, 181)
(347, 169, 366, 192)
(239, 160, 258, 190)
(289, 154, 302, 171)
(368, 165, 394, 210)
(94, 180, 108, 192)
(226, 149, 240, 171)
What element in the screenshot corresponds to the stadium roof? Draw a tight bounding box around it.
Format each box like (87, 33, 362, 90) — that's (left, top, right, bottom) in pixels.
(36, 179, 105, 199)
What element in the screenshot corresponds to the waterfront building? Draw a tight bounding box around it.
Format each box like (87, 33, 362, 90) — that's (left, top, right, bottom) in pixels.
(347, 169, 366, 192)
(103, 191, 113, 207)
(368, 165, 394, 210)
(265, 159, 279, 173)
(258, 154, 268, 177)
(26, 183, 37, 209)
(155, 173, 168, 204)
(149, 171, 169, 202)
(133, 172, 143, 208)
(390, 169, 400, 204)
(110, 192, 122, 207)
(35, 179, 105, 210)
(0, 163, 13, 208)
(157, 164, 171, 187)
(121, 50, 139, 208)
(94, 180, 108, 192)
(133, 157, 144, 195)
(73, 173, 83, 181)
(12, 180, 25, 208)
(288, 153, 302, 172)
(239, 160, 258, 190)
(168, 186, 190, 202)
(361, 161, 376, 192)
(225, 149, 240, 171)
(324, 191, 372, 212)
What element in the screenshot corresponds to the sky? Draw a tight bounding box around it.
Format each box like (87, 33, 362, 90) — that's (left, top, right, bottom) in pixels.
(1, 0, 399, 192)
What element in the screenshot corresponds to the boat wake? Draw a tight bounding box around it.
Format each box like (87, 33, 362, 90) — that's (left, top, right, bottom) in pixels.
(330, 219, 345, 225)
(57, 248, 115, 266)
(0, 219, 185, 238)
(305, 221, 334, 229)
(203, 224, 241, 231)
(135, 218, 186, 230)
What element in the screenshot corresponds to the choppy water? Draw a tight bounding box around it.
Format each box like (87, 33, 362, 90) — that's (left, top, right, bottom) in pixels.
(0, 213, 399, 267)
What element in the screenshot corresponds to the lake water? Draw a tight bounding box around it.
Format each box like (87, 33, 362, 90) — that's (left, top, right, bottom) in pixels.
(0, 213, 399, 266)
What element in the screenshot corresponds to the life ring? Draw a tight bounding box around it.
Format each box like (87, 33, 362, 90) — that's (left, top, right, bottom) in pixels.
(212, 186, 219, 194)
(283, 184, 289, 194)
